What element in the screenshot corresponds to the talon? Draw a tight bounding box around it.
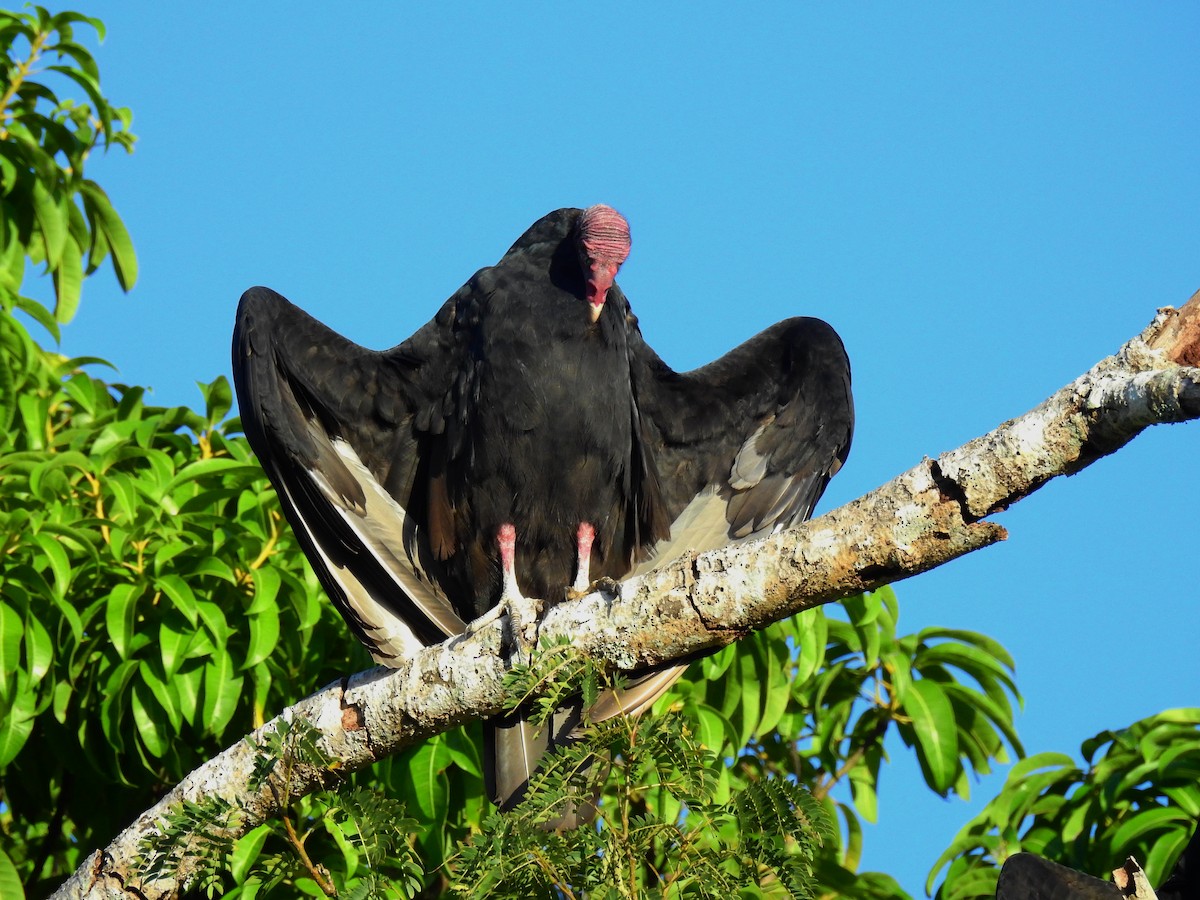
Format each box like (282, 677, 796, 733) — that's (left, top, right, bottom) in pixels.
(568, 575, 620, 600)
(594, 576, 620, 596)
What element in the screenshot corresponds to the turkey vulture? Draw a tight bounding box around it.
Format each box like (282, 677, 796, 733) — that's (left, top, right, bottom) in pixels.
(232, 205, 854, 821)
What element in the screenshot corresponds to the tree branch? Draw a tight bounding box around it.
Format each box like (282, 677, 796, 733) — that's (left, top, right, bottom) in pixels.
(54, 295, 1200, 899)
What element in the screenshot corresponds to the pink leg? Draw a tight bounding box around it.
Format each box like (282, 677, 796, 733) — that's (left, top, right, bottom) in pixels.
(493, 522, 540, 650)
(498, 522, 521, 601)
(572, 522, 595, 594)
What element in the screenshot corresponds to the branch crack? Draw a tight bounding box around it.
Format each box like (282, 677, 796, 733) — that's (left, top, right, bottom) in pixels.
(928, 458, 982, 524)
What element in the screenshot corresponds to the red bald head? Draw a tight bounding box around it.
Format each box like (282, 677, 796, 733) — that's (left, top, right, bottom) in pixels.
(577, 204, 630, 321)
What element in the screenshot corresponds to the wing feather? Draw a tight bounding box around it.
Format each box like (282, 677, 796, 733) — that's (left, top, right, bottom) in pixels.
(574, 312, 854, 738)
(232, 286, 467, 663)
(629, 314, 854, 565)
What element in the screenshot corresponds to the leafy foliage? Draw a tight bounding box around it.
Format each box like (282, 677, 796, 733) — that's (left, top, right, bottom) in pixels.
(656, 587, 1021, 898)
(140, 717, 425, 900)
(502, 633, 604, 724)
(451, 711, 831, 899)
(0, 16, 369, 891)
(0, 5, 136, 332)
(0, 294, 368, 891)
(932, 708, 1200, 899)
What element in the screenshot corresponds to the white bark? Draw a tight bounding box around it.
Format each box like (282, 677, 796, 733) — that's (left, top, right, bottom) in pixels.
(54, 297, 1200, 899)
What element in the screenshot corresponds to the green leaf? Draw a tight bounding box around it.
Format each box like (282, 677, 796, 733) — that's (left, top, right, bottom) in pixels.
(882, 646, 913, 706)
(0, 602, 23, 680)
(231, 824, 272, 885)
(13, 292, 59, 341)
(917, 640, 1018, 697)
(940, 683, 1024, 757)
(51, 590, 84, 645)
(99, 657, 138, 752)
(32, 531, 72, 598)
(243, 602, 280, 670)
(196, 599, 231, 644)
(52, 233, 84, 322)
(174, 662, 203, 726)
(163, 457, 263, 494)
(443, 726, 483, 778)
(130, 679, 168, 757)
(247, 566, 281, 615)
(848, 763, 879, 824)
(80, 179, 137, 290)
(49, 10, 106, 42)
(324, 816, 360, 880)
(1111, 805, 1190, 852)
(1144, 826, 1190, 886)
(1007, 751, 1077, 782)
(46, 63, 107, 126)
(916, 626, 1016, 672)
(23, 609, 53, 682)
(692, 703, 736, 755)
(105, 583, 140, 659)
(701, 643, 737, 681)
(52, 679, 72, 724)
(843, 591, 881, 626)
(30, 176, 66, 270)
(199, 376, 234, 424)
(61, 371, 99, 414)
(405, 738, 451, 823)
(794, 607, 828, 685)
(755, 632, 791, 737)
(727, 646, 761, 749)
(902, 678, 959, 795)
(139, 659, 182, 734)
(156, 574, 198, 626)
(838, 799, 865, 871)
(0, 680, 36, 765)
(191, 556, 238, 584)
(201, 651, 243, 738)
(0, 846, 25, 900)
(159, 611, 195, 678)
(28, 450, 91, 500)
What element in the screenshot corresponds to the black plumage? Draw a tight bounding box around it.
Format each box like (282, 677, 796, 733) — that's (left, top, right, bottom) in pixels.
(996, 855, 1124, 900)
(231, 205, 854, 818)
(995, 825, 1200, 900)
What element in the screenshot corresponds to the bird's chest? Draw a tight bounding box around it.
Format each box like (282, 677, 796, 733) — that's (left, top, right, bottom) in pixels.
(454, 297, 634, 525)
(473, 289, 628, 422)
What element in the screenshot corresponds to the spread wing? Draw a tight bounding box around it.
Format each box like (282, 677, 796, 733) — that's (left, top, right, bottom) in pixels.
(629, 312, 854, 573)
(580, 312, 854, 732)
(232, 285, 469, 662)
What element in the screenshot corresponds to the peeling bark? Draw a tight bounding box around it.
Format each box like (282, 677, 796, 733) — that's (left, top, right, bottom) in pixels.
(53, 296, 1200, 899)
(1113, 858, 1159, 899)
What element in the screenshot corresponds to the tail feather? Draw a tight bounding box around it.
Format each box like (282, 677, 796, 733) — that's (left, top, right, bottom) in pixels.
(485, 663, 688, 828)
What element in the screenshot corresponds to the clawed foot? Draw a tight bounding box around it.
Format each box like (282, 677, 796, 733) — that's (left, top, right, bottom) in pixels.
(500, 591, 543, 655)
(463, 590, 543, 658)
(567, 576, 621, 601)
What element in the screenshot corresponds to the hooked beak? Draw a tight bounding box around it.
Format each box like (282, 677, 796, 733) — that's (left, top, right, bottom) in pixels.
(585, 260, 619, 322)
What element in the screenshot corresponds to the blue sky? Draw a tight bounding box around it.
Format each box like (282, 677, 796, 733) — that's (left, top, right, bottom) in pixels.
(34, 4, 1200, 894)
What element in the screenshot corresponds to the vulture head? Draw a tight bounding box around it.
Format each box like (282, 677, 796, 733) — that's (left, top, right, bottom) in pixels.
(576, 204, 631, 321)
